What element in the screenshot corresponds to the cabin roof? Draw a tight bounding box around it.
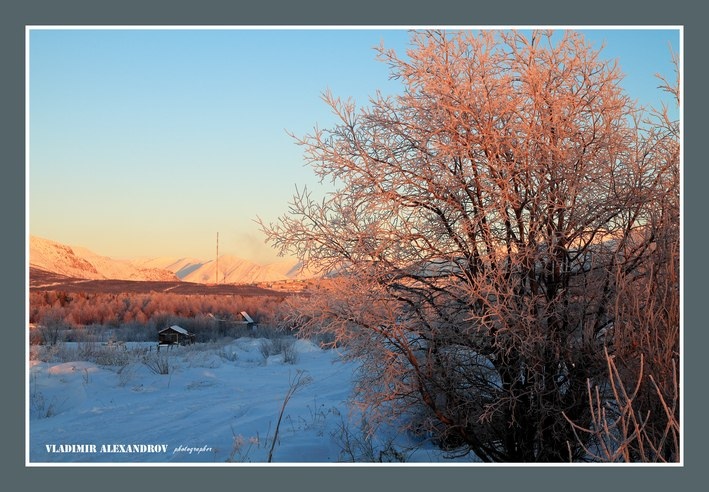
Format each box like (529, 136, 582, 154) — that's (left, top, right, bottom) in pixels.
(240, 311, 254, 324)
(159, 325, 191, 336)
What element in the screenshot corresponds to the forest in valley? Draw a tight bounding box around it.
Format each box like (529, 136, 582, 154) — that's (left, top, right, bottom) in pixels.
(29, 289, 291, 344)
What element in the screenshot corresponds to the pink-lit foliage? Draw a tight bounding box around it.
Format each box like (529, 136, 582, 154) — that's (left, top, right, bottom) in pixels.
(261, 30, 679, 462)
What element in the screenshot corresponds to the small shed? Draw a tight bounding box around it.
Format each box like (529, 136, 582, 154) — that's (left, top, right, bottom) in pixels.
(158, 325, 195, 345)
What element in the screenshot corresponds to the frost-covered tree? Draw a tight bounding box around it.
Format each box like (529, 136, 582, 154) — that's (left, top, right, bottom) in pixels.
(261, 30, 679, 462)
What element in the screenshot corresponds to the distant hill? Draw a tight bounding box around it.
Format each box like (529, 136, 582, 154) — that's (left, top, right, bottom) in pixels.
(29, 236, 178, 282)
(130, 255, 314, 284)
(129, 256, 209, 279)
(28, 265, 292, 296)
(29, 236, 311, 285)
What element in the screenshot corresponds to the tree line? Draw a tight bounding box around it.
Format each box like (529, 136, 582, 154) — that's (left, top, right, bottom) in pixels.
(29, 290, 287, 342)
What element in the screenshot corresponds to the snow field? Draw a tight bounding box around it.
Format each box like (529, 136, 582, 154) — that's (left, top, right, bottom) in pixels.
(28, 337, 456, 464)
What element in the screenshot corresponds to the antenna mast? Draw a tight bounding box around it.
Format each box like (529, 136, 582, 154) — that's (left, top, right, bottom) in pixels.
(216, 232, 219, 285)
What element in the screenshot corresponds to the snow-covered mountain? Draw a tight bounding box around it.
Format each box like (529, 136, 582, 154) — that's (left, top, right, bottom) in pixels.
(30, 236, 310, 285)
(131, 255, 309, 284)
(129, 257, 208, 279)
(29, 236, 179, 282)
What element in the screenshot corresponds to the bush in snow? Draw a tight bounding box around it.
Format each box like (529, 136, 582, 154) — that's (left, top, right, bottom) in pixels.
(77, 342, 132, 367)
(259, 337, 298, 364)
(142, 352, 171, 375)
(332, 413, 411, 463)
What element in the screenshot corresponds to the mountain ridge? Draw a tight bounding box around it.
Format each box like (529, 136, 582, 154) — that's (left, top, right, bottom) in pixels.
(30, 236, 179, 282)
(29, 235, 307, 285)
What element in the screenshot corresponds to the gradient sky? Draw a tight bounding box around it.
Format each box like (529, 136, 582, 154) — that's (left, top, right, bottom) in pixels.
(28, 27, 680, 264)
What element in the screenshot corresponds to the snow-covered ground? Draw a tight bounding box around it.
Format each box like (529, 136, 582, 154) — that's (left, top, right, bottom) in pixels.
(28, 337, 461, 464)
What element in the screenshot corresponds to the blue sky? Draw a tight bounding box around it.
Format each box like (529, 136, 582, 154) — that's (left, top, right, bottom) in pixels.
(28, 27, 680, 264)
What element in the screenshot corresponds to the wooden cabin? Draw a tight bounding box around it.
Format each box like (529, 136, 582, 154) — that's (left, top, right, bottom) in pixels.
(158, 325, 195, 346)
